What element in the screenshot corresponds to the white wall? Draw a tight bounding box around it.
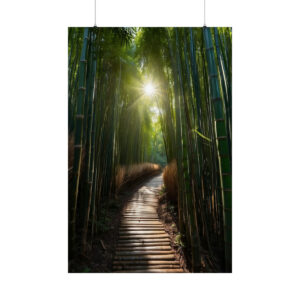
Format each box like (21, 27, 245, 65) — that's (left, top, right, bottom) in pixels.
(0, 1, 299, 299)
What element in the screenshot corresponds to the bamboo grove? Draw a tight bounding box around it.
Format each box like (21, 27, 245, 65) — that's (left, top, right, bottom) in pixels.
(68, 27, 232, 272)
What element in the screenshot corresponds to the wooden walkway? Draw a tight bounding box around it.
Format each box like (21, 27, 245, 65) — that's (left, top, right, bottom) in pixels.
(113, 174, 184, 273)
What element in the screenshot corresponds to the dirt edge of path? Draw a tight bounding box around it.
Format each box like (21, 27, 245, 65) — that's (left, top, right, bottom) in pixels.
(156, 191, 190, 273)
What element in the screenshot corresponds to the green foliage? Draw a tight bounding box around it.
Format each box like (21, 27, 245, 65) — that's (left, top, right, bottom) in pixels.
(174, 233, 185, 247)
(159, 185, 166, 195)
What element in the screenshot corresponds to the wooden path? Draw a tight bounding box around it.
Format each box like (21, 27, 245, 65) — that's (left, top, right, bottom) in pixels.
(113, 174, 184, 273)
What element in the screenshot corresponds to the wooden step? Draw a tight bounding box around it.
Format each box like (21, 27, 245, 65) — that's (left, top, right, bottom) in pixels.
(125, 209, 157, 212)
(119, 230, 166, 235)
(122, 216, 158, 218)
(130, 198, 157, 201)
(126, 207, 157, 209)
(127, 204, 157, 207)
(114, 254, 175, 261)
(119, 229, 164, 232)
(125, 210, 157, 212)
(121, 222, 162, 225)
(119, 228, 164, 232)
(127, 202, 158, 205)
(116, 242, 170, 247)
(114, 269, 183, 273)
(118, 240, 170, 244)
(122, 216, 158, 219)
(122, 215, 158, 217)
(125, 208, 156, 210)
(119, 227, 164, 231)
(121, 220, 161, 224)
(116, 246, 172, 251)
(113, 260, 179, 265)
(123, 212, 158, 214)
(122, 218, 160, 221)
(113, 264, 180, 270)
(124, 212, 157, 214)
(118, 234, 169, 239)
(121, 219, 159, 222)
(127, 205, 157, 207)
(119, 225, 164, 229)
(115, 250, 174, 256)
(126, 202, 156, 205)
(120, 224, 164, 228)
(118, 238, 170, 244)
(124, 214, 158, 216)
(119, 228, 164, 231)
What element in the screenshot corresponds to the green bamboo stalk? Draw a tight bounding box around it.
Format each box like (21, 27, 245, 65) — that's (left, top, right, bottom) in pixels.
(82, 32, 97, 252)
(175, 28, 203, 271)
(166, 28, 185, 233)
(204, 27, 232, 272)
(71, 27, 89, 248)
(214, 28, 231, 159)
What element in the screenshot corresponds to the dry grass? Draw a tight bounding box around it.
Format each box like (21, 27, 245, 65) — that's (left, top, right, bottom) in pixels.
(163, 160, 178, 203)
(115, 163, 161, 192)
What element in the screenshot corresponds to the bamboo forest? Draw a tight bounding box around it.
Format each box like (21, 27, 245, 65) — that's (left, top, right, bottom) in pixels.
(68, 27, 232, 273)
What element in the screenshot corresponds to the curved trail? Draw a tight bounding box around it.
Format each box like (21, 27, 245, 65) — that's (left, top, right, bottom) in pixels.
(113, 174, 184, 273)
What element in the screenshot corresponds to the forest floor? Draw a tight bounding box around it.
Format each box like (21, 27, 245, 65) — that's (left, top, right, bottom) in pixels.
(157, 189, 223, 272)
(156, 192, 189, 272)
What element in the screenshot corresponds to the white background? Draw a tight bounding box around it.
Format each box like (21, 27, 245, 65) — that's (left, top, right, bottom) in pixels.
(0, 0, 300, 299)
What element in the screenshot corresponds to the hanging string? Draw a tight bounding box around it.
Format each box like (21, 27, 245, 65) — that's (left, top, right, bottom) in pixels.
(94, 0, 97, 27)
(204, 0, 206, 27)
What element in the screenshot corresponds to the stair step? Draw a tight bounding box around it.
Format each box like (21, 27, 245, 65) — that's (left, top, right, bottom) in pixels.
(113, 264, 180, 270)
(121, 219, 160, 222)
(120, 229, 164, 233)
(116, 242, 170, 247)
(119, 227, 164, 230)
(114, 254, 176, 261)
(121, 218, 161, 225)
(113, 260, 180, 265)
(122, 216, 158, 218)
(127, 204, 157, 206)
(120, 225, 164, 228)
(118, 239, 170, 244)
(116, 246, 172, 251)
(119, 231, 166, 235)
(115, 250, 174, 255)
(123, 213, 158, 215)
(114, 269, 183, 273)
(118, 234, 169, 239)
(126, 204, 157, 206)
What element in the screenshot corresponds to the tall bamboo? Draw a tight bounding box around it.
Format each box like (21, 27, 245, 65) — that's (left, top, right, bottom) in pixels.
(203, 27, 232, 272)
(70, 28, 89, 248)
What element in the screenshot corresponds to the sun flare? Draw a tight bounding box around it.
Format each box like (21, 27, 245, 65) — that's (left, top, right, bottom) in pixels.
(144, 82, 155, 96)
